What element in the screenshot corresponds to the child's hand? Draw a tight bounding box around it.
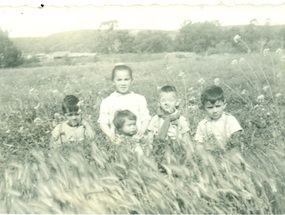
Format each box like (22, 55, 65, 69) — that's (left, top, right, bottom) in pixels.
(134, 131, 144, 140)
(134, 145, 144, 156)
(108, 133, 117, 143)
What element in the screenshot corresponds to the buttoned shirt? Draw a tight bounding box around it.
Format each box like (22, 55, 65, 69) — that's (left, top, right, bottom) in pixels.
(194, 112, 242, 145)
(51, 120, 94, 145)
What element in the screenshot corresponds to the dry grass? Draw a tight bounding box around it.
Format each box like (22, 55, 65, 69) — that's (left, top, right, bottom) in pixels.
(1, 52, 285, 213)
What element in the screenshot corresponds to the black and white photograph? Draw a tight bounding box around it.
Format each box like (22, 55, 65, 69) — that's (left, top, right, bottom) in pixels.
(1, 0, 285, 213)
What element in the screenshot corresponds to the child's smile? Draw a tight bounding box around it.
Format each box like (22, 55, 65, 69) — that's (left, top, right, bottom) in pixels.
(113, 70, 132, 94)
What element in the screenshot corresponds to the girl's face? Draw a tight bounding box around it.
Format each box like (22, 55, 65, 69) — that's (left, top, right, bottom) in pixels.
(121, 118, 137, 136)
(113, 70, 133, 94)
(65, 112, 82, 127)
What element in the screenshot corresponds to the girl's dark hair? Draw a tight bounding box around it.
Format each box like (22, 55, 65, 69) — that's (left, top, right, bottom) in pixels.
(113, 110, 137, 130)
(62, 95, 79, 113)
(111, 64, 133, 80)
(201, 85, 225, 106)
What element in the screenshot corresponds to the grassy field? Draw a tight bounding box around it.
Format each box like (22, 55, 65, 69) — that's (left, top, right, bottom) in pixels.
(1, 51, 285, 213)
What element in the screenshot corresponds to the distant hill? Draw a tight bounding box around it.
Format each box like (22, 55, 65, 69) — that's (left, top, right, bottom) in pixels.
(12, 30, 101, 54)
(11, 29, 177, 54)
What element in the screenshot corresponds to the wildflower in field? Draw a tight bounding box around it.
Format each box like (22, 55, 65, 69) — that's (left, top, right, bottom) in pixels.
(64, 83, 72, 94)
(275, 93, 282, 98)
(29, 88, 35, 93)
(241, 89, 247, 95)
(188, 96, 196, 103)
(262, 85, 270, 92)
(34, 103, 41, 110)
(263, 48, 270, 56)
(52, 89, 59, 94)
(231, 59, 238, 65)
(33, 117, 42, 126)
(54, 113, 60, 118)
(281, 55, 285, 62)
(188, 87, 194, 92)
(276, 48, 283, 55)
(29, 88, 37, 95)
(19, 126, 24, 133)
(188, 105, 199, 110)
(77, 100, 84, 107)
(214, 78, 220, 86)
(178, 71, 185, 77)
(239, 57, 245, 64)
(233, 34, 241, 43)
(166, 66, 171, 70)
(256, 94, 265, 103)
(197, 78, 205, 85)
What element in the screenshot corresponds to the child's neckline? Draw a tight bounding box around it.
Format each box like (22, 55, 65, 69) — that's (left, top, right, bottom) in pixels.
(114, 91, 133, 95)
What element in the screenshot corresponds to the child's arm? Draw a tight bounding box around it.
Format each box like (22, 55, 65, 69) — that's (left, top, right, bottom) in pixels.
(227, 130, 244, 151)
(98, 98, 116, 142)
(138, 96, 151, 135)
(50, 125, 61, 149)
(147, 131, 155, 143)
(99, 123, 116, 142)
(138, 119, 151, 136)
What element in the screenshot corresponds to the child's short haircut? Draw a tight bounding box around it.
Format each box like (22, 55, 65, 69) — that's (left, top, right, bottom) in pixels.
(159, 85, 177, 94)
(62, 95, 79, 113)
(111, 64, 133, 80)
(201, 85, 225, 106)
(113, 110, 137, 130)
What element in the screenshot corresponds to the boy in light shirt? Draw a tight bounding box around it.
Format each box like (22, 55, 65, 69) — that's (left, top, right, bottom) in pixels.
(194, 85, 242, 148)
(50, 95, 95, 148)
(148, 85, 191, 144)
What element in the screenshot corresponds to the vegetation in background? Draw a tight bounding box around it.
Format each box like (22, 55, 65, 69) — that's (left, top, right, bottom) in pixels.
(11, 20, 285, 56)
(0, 29, 23, 68)
(1, 39, 285, 212)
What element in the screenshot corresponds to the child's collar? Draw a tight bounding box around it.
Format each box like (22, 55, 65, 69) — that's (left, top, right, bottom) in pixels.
(157, 107, 180, 120)
(114, 91, 132, 96)
(206, 112, 226, 122)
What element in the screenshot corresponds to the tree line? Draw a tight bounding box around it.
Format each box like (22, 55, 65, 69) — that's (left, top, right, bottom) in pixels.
(2, 20, 285, 67)
(96, 20, 285, 54)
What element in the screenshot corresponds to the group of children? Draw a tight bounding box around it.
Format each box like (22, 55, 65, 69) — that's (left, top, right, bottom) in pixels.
(50, 64, 243, 154)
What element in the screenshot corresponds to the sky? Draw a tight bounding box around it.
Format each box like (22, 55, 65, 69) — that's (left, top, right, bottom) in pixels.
(1, 0, 285, 37)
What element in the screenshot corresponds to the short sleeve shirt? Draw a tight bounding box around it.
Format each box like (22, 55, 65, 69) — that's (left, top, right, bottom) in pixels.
(148, 114, 190, 139)
(194, 112, 242, 145)
(98, 91, 151, 129)
(51, 121, 93, 145)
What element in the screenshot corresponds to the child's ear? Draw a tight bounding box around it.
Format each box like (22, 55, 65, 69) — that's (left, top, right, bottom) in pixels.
(157, 100, 161, 107)
(176, 98, 182, 107)
(223, 100, 227, 108)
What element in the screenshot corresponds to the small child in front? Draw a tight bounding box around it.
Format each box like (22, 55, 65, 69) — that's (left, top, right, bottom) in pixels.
(113, 110, 139, 140)
(98, 64, 151, 142)
(50, 95, 95, 148)
(148, 85, 191, 143)
(113, 110, 144, 155)
(194, 85, 242, 148)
